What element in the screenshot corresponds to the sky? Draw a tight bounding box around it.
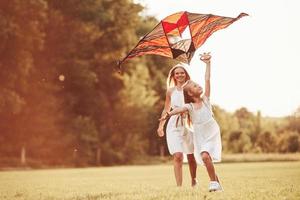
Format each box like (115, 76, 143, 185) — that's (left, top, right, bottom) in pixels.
(134, 0, 300, 117)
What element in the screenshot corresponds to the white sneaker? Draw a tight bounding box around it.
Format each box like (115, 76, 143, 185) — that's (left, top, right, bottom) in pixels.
(208, 181, 223, 192)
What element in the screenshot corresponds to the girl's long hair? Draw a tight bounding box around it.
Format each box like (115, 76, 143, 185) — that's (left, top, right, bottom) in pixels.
(166, 63, 191, 89)
(182, 80, 193, 127)
(183, 81, 195, 104)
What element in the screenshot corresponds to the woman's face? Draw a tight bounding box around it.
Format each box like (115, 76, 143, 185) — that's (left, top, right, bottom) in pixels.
(173, 67, 187, 84)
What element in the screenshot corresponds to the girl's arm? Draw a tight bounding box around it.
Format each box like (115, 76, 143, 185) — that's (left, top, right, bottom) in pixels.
(159, 106, 188, 121)
(200, 52, 211, 98)
(157, 89, 172, 137)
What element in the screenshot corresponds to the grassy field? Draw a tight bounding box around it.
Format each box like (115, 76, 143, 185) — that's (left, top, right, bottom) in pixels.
(0, 162, 300, 200)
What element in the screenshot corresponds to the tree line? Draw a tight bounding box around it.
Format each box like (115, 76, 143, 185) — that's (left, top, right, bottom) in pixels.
(0, 0, 299, 167)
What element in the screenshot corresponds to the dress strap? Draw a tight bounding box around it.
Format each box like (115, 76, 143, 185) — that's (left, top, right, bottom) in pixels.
(202, 97, 214, 117)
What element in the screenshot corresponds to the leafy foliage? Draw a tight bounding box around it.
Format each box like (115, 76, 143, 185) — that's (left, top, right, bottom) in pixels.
(0, 0, 299, 167)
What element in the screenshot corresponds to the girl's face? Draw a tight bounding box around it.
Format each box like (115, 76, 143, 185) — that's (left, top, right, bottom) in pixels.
(187, 81, 203, 96)
(173, 67, 186, 84)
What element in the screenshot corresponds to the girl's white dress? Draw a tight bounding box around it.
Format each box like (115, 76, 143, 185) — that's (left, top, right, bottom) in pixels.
(166, 88, 194, 155)
(184, 96, 222, 165)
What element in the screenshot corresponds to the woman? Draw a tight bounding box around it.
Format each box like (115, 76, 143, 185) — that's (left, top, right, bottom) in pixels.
(157, 64, 197, 187)
(160, 53, 223, 192)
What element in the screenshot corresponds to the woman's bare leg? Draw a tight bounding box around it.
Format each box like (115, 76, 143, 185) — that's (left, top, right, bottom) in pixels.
(173, 152, 183, 186)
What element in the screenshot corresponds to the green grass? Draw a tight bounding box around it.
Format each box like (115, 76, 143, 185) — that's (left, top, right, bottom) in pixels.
(0, 162, 300, 200)
(221, 153, 300, 162)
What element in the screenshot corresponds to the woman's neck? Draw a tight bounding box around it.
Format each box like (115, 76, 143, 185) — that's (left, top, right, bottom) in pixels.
(175, 83, 184, 90)
(176, 82, 184, 87)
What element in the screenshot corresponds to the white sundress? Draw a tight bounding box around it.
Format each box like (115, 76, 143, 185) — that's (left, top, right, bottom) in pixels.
(166, 88, 194, 155)
(184, 96, 222, 165)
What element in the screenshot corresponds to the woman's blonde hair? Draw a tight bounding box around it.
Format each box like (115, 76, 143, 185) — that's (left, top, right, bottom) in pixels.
(166, 63, 191, 89)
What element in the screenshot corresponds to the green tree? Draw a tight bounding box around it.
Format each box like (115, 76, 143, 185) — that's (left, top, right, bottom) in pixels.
(277, 131, 300, 153)
(0, 0, 54, 163)
(256, 131, 276, 153)
(113, 64, 159, 162)
(234, 107, 257, 148)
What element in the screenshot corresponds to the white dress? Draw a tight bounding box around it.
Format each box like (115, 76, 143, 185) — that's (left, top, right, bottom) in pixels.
(166, 88, 194, 155)
(184, 96, 222, 165)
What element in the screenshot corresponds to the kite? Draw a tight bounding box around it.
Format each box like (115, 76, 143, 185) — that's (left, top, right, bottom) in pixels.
(118, 11, 248, 70)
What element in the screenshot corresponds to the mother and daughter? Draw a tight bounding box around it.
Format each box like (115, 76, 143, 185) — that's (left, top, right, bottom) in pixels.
(157, 52, 223, 192)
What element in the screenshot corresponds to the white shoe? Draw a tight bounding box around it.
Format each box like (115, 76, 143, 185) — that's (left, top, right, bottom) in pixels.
(208, 181, 223, 192)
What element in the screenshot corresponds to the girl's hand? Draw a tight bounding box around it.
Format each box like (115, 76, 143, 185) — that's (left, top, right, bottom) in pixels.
(200, 52, 211, 64)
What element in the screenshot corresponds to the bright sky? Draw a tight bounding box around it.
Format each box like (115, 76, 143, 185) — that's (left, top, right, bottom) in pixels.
(135, 0, 300, 117)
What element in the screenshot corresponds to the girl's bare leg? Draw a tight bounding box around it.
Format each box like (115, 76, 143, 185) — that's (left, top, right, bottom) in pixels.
(173, 152, 183, 186)
(201, 151, 217, 181)
(187, 154, 197, 186)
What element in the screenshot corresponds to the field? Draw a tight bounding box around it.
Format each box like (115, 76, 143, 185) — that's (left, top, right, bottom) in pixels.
(0, 162, 300, 200)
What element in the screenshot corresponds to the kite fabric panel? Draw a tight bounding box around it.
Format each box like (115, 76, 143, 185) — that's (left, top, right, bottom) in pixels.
(118, 11, 248, 69)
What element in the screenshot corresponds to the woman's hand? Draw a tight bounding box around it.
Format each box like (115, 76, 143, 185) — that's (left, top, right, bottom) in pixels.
(200, 52, 211, 64)
(159, 112, 170, 121)
(157, 126, 164, 137)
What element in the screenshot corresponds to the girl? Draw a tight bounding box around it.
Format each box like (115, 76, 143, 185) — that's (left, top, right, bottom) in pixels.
(160, 53, 223, 192)
(157, 64, 197, 187)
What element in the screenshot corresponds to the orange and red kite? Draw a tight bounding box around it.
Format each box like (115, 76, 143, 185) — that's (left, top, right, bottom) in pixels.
(118, 11, 248, 69)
